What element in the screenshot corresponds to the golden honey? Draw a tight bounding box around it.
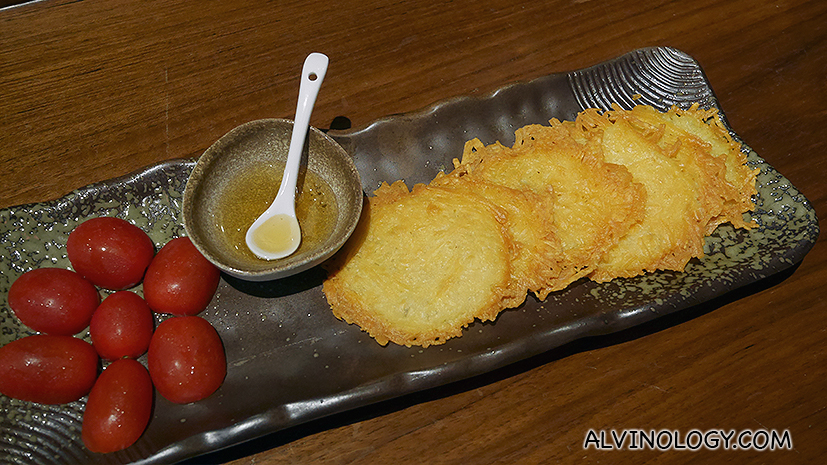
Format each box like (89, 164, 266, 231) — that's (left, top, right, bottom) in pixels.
(251, 213, 300, 256)
(214, 162, 338, 261)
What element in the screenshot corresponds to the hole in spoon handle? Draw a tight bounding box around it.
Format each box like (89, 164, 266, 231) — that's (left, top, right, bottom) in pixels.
(296, 53, 328, 127)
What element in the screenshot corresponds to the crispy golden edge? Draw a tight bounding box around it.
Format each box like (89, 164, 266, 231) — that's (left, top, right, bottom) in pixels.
(590, 108, 714, 282)
(613, 104, 746, 229)
(582, 105, 758, 281)
(457, 121, 646, 295)
(590, 109, 709, 278)
(622, 104, 759, 227)
(323, 180, 516, 347)
(323, 103, 758, 347)
(660, 104, 758, 230)
(544, 117, 649, 281)
(430, 171, 563, 307)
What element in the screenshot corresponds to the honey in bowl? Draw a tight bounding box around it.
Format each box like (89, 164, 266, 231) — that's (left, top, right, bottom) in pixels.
(214, 162, 338, 262)
(251, 214, 301, 256)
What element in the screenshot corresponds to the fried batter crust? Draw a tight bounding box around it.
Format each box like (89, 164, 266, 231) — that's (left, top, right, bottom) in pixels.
(455, 121, 646, 295)
(322, 104, 757, 347)
(323, 180, 514, 347)
(577, 106, 758, 281)
(430, 172, 563, 306)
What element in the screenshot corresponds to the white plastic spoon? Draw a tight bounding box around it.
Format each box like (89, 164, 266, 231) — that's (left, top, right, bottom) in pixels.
(245, 52, 329, 260)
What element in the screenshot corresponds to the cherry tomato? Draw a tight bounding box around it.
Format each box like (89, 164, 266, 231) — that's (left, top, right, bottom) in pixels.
(89, 291, 154, 360)
(143, 237, 220, 316)
(0, 335, 99, 404)
(82, 358, 153, 454)
(148, 316, 226, 404)
(67, 217, 155, 290)
(8, 268, 100, 335)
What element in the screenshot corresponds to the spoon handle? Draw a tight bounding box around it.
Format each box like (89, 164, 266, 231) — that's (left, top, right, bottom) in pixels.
(277, 52, 329, 208)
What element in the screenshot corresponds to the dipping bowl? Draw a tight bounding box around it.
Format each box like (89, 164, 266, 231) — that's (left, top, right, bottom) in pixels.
(183, 118, 363, 281)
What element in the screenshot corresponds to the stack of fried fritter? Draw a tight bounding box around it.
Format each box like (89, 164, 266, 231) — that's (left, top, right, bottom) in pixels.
(323, 104, 757, 347)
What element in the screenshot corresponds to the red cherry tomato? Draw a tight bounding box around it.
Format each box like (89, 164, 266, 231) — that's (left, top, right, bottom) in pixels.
(67, 217, 155, 290)
(89, 291, 154, 360)
(148, 316, 226, 404)
(8, 268, 100, 335)
(143, 237, 220, 316)
(82, 358, 153, 454)
(0, 335, 99, 404)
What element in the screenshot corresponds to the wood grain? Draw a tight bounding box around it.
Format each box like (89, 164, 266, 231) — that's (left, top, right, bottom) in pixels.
(1, 0, 825, 463)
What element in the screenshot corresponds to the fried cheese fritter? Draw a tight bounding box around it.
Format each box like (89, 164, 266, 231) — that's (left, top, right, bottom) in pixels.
(429, 172, 563, 307)
(575, 106, 758, 281)
(323, 180, 514, 347)
(454, 122, 646, 296)
(635, 104, 758, 231)
(323, 104, 757, 347)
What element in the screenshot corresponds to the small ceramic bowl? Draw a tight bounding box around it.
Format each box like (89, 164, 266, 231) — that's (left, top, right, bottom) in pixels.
(183, 118, 363, 281)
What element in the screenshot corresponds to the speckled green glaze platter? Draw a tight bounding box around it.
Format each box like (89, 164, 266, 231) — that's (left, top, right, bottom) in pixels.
(0, 47, 819, 464)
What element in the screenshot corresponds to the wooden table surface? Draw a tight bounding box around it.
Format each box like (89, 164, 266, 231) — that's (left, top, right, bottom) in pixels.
(2, 0, 825, 463)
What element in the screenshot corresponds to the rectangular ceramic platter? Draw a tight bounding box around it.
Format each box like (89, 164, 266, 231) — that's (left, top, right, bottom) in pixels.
(0, 47, 818, 464)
